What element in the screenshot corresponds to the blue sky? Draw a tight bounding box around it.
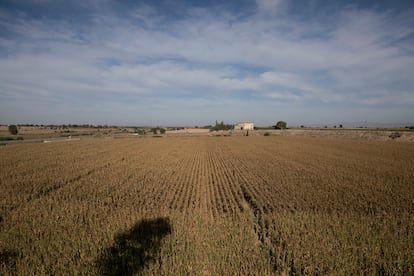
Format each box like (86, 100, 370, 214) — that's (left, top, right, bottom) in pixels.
(0, 0, 413, 126)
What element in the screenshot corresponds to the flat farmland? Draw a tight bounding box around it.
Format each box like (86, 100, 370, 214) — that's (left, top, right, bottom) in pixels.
(1, 136, 413, 274)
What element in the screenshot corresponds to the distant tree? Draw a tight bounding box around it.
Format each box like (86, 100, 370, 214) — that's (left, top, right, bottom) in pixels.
(339, 124, 343, 128)
(160, 128, 166, 134)
(210, 121, 233, 131)
(8, 124, 18, 135)
(151, 128, 158, 134)
(134, 128, 146, 135)
(274, 121, 287, 129)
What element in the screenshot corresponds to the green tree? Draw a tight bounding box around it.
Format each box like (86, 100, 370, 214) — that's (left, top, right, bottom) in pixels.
(135, 128, 146, 135)
(274, 121, 287, 129)
(160, 128, 166, 134)
(210, 121, 233, 131)
(8, 124, 18, 135)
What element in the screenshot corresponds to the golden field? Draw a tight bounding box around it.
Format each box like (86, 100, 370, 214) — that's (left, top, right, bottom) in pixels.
(1, 136, 413, 274)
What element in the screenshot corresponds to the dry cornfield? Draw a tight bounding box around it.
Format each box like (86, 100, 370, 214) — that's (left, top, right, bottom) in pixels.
(1, 136, 413, 274)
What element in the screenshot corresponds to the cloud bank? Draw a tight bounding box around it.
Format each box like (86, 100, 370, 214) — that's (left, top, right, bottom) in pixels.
(0, 0, 413, 126)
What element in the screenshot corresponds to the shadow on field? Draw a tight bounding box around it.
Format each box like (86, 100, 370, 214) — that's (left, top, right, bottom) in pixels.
(0, 249, 21, 271)
(96, 217, 172, 275)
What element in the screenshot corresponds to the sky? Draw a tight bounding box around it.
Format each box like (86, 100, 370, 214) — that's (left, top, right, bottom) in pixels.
(0, 0, 413, 127)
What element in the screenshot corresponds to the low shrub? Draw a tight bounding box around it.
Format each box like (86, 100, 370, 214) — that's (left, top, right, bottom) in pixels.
(389, 132, 401, 139)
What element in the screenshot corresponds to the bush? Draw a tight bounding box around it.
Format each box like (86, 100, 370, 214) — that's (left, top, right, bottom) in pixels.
(8, 125, 18, 135)
(264, 132, 270, 136)
(135, 129, 146, 135)
(389, 132, 401, 139)
(150, 128, 166, 135)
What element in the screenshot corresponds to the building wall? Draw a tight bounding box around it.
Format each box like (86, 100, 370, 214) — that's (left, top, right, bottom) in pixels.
(234, 122, 254, 130)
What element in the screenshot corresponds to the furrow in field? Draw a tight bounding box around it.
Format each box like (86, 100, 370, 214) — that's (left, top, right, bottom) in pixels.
(178, 154, 195, 212)
(205, 151, 216, 215)
(212, 149, 243, 214)
(186, 151, 201, 211)
(153, 142, 194, 212)
(148, 163, 182, 211)
(210, 150, 230, 214)
(205, 151, 220, 217)
(227, 139, 298, 209)
(208, 151, 227, 214)
(185, 154, 198, 211)
(162, 140, 208, 214)
(200, 151, 213, 217)
(226, 155, 273, 213)
(166, 169, 183, 210)
(193, 150, 204, 211)
(165, 169, 181, 209)
(167, 161, 189, 211)
(203, 145, 242, 215)
(227, 139, 307, 212)
(209, 145, 248, 213)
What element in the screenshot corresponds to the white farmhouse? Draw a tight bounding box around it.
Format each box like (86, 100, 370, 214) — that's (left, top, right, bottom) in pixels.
(234, 122, 254, 130)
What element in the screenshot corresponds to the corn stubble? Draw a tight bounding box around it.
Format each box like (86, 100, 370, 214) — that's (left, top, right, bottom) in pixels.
(0, 136, 413, 274)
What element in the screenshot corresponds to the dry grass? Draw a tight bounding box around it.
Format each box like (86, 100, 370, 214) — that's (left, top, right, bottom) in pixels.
(1, 136, 413, 274)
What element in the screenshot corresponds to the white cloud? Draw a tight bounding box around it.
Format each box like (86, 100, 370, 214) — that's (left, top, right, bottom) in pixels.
(0, 1, 413, 125)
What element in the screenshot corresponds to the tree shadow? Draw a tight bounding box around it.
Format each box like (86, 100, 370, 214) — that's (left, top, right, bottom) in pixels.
(0, 249, 21, 272)
(96, 217, 172, 275)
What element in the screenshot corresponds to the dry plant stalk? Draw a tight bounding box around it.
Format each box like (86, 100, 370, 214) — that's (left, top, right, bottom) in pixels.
(0, 136, 413, 274)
